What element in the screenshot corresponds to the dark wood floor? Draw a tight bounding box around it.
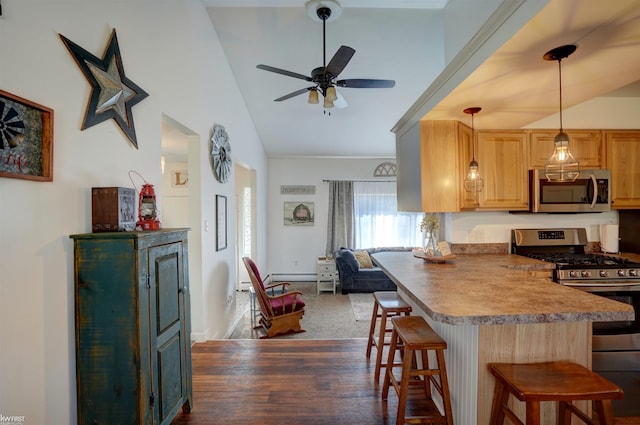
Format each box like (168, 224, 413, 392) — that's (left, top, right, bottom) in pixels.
(171, 338, 640, 425)
(169, 338, 428, 425)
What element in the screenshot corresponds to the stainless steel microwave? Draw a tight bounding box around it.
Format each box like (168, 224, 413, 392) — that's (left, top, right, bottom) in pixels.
(530, 169, 611, 213)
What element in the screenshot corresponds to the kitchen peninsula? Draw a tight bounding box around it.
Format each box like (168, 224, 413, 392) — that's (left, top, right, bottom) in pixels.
(371, 251, 635, 425)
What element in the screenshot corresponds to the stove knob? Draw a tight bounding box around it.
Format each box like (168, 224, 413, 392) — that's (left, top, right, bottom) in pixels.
(581, 271, 591, 278)
(569, 271, 579, 278)
(618, 269, 626, 277)
(630, 270, 638, 277)
(599, 270, 608, 278)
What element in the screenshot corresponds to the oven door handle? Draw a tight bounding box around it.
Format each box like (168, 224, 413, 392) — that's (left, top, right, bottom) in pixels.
(589, 174, 598, 209)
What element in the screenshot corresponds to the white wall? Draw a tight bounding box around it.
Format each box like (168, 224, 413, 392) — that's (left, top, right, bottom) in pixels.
(0, 1, 267, 423)
(447, 210, 618, 245)
(267, 157, 395, 277)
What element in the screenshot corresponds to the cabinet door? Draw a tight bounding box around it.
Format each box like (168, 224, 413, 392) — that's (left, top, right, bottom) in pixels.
(476, 131, 529, 210)
(418, 121, 464, 212)
(529, 130, 604, 169)
(148, 241, 192, 424)
(606, 131, 640, 209)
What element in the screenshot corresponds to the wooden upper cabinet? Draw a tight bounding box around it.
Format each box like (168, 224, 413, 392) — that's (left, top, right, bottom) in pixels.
(417, 120, 467, 212)
(474, 130, 529, 210)
(528, 130, 604, 169)
(606, 131, 640, 209)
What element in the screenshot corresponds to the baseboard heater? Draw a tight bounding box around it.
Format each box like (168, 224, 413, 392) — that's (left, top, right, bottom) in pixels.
(270, 272, 316, 282)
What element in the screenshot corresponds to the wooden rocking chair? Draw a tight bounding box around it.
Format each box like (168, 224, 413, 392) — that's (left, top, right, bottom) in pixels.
(242, 257, 305, 338)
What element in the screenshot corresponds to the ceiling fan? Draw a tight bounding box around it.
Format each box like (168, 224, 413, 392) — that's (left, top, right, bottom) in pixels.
(256, 0, 395, 110)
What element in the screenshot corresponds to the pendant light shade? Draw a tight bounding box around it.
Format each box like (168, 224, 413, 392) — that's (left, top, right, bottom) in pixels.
(307, 88, 319, 104)
(463, 107, 484, 193)
(543, 44, 579, 182)
(325, 86, 337, 102)
(323, 96, 334, 109)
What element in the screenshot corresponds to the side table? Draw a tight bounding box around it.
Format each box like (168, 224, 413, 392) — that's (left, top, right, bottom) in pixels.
(317, 257, 337, 294)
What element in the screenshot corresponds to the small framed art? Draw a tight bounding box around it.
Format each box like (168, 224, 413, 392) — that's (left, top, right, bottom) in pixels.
(284, 201, 314, 226)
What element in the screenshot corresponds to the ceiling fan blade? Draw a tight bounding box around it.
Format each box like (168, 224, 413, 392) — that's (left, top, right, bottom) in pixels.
(274, 87, 315, 102)
(325, 46, 355, 78)
(257, 64, 312, 82)
(336, 79, 396, 88)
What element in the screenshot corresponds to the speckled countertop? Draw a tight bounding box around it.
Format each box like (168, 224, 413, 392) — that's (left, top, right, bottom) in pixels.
(371, 251, 635, 326)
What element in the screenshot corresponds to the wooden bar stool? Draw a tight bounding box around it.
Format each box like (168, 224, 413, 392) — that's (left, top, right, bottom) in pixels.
(382, 316, 453, 425)
(366, 291, 412, 382)
(488, 362, 624, 425)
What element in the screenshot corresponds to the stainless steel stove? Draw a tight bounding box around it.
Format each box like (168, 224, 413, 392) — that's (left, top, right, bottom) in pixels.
(512, 227, 640, 418)
(512, 228, 640, 291)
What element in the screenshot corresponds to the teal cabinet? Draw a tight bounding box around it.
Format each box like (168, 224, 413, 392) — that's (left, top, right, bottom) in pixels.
(70, 229, 192, 425)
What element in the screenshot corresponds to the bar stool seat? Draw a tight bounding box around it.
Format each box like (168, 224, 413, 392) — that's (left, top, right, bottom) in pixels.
(366, 291, 412, 382)
(488, 362, 624, 425)
(382, 316, 453, 425)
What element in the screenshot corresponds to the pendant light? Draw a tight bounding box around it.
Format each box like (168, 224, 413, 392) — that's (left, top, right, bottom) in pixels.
(463, 107, 484, 193)
(543, 44, 579, 182)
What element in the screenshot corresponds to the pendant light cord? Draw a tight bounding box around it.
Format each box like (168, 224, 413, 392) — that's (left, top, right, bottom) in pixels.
(471, 112, 476, 161)
(558, 58, 563, 132)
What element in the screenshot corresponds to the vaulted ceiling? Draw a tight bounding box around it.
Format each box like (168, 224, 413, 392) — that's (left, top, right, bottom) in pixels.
(194, 0, 640, 159)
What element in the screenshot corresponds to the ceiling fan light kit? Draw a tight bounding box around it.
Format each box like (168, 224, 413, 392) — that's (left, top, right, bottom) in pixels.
(256, 0, 395, 113)
(543, 44, 580, 182)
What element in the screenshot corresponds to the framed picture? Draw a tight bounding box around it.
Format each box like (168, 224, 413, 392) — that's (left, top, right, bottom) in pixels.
(0, 89, 54, 181)
(216, 195, 227, 251)
(284, 201, 314, 226)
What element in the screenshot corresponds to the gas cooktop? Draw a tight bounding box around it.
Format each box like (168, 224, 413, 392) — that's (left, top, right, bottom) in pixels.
(525, 253, 640, 269)
(512, 228, 640, 288)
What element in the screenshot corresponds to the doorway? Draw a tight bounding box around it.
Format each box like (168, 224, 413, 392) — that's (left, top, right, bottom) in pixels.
(161, 114, 206, 341)
(235, 163, 257, 291)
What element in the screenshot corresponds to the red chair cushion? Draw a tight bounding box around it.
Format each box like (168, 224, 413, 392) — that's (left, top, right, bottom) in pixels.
(270, 293, 305, 315)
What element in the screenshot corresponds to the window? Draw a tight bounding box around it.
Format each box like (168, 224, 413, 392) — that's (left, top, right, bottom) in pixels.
(353, 181, 422, 249)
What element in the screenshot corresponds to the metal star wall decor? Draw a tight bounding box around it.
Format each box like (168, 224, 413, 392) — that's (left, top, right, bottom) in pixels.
(59, 29, 148, 148)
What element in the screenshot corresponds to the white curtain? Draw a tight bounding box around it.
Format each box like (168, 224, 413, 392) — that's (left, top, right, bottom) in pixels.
(353, 181, 422, 249)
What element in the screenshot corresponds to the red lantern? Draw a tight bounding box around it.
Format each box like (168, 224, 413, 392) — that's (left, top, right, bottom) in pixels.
(137, 182, 161, 230)
(128, 170, 162, 231)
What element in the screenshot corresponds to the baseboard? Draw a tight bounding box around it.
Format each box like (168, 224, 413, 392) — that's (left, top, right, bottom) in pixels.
(191, 330, 208, 344)
(270, 273, 316, 282)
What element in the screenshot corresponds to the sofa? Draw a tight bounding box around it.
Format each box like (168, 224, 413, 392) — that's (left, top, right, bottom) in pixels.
(334, 247, 413, 294)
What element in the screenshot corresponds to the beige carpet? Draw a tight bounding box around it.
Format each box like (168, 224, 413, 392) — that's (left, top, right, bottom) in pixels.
(348, 293, 375, 321)
(228, 282, 374, 339)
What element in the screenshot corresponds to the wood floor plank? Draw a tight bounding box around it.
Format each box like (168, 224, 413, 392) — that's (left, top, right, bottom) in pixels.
(171, 338, 400, 425)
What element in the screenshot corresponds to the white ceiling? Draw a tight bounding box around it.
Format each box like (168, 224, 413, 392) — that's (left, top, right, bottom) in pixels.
(166, 0, 640, 160)
(423, 0, 640, 128)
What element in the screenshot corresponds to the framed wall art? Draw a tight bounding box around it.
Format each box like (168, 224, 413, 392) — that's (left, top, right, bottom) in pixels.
(284, 201, 314, 226)
(216, 195, 227, 251)
(0, 89, 54, 181)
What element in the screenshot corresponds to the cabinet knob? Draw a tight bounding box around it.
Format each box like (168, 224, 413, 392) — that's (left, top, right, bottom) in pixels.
(179, 287, 189, 294)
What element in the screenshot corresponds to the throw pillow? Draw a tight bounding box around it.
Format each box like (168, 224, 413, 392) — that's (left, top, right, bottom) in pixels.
(339, 249, 360, 273)
(354, 250, 374, 269)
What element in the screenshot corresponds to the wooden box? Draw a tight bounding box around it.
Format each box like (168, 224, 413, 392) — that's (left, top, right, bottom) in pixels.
(91, 187, 136, 232)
